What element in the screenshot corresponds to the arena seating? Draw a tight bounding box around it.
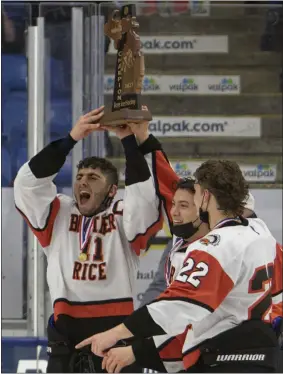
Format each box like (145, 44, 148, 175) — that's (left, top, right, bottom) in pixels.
(104, 3, 282, 184)
(2, 141, 12, 187)
(1, 2, 282, 188)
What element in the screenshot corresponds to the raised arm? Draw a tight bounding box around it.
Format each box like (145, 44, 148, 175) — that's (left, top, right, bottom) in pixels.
(105, 124, 163, 254)
(14, 107, 104, 248)
(14, 135, 75, 247)
(129, 114, 180, 229)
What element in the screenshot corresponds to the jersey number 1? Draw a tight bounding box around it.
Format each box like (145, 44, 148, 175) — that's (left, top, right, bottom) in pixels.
(248, 263, 274, 320)
(93, 237, 104, 262)
(84, 237, 104, 262)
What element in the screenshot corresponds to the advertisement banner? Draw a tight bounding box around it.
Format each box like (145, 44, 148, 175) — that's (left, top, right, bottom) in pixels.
(147, 116, 260, 138)
(169, 161, 277, 182)
(169, 161, 202, 178)
(104, 75, 240, 95)
(190, 0, 211, 16)
(110, 117, 261, 138)
(120, 162, 277, 183)
(241, 164, 277, 182)
(108, 35, 228, 54)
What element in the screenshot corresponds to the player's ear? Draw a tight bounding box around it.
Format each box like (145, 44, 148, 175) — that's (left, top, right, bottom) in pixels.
(109, 184, 118, 197)
(204, 189, 210, 201)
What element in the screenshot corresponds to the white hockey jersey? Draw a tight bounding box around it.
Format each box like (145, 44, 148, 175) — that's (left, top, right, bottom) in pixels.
(14, 161, 163, 321)
(146, 220, 278, 369)
(152, 237, 188, 372)
(143, 147, 188, 372)
(141, 141, 282, 371)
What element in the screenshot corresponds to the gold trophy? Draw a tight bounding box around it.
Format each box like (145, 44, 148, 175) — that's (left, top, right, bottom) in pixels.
(101, 4, 152, 126)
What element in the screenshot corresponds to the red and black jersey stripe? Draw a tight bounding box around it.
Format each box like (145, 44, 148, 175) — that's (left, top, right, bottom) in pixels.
(16, 196, 60, 247)
(53, 297, 134, 320)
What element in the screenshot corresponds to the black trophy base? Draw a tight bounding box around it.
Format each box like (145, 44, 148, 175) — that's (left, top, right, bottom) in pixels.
(100, 108, 152, 126)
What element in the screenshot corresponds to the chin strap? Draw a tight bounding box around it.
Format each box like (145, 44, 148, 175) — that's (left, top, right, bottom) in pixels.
(91, 194, 113, 216)
(87, 184, 115, 217)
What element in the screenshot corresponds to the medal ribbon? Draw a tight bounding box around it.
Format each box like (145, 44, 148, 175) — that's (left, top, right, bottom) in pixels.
(213, 217, 241, 230)
(79, 216, 94, 255)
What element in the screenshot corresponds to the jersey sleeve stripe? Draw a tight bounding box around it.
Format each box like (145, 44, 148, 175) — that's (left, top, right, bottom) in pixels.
(129, 202, 163, 255)
(156, 336, 175, 351)
(152, 150, 179, 228)
(158, 337, 183, 360)
(15, 196, 60, 247)
(53, 297, 134, 320)
(154, 296, 214, 313)
(272, 289, 283, 297)
(183, 348, 201, 370)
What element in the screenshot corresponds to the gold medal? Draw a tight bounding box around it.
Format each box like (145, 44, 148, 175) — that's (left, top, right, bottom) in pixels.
(79, 253, 87, 262)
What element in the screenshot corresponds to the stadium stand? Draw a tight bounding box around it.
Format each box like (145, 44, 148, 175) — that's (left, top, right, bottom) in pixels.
(2, 137, 12, 187)
(1, 1, 282, 188)
(103, 2, 282, 186)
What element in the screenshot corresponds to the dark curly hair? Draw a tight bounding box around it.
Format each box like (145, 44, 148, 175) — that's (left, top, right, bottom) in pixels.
(194, 160, 249, 216)
(77, 157, 119, 186)
(176, 177, 196, 194)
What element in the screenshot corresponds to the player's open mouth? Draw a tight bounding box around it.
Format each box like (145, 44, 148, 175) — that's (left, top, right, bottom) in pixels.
(79, 191, 91, 205)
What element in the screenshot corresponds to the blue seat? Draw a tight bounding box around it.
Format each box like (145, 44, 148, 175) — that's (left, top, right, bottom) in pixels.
(54, 153, 73, 187)
(49, 133, 72, 187)
(48, 98, 72, 135)
(4, 4, 29, 23)
(15, 139, 72, 188)
(16, 146, 28, 172)
(2, 92, 72, 139)
(2, 145, 12, 187)
(48, 58, 69, 98)
(2, 54, 68, 97)
(50, 132, 65, 142)
(2, 132, 9, 145)
(2, 54, 27, 92)
(2, 91, 28, 139)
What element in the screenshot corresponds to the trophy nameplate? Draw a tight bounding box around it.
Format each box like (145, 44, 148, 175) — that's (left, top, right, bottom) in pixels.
(101, 4, 152, 126)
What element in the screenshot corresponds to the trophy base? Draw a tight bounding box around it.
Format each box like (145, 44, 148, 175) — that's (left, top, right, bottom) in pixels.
(100, 108, 152, 126)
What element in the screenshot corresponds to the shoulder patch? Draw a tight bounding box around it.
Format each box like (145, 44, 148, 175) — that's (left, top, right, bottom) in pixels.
(200, 234, 221, 246)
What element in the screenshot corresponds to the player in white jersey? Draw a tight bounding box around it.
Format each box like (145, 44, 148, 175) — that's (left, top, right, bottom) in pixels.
(128, 177, 210, 373)
(91, 122, 282, 374)
(14, 106, 164, 373)
(77, 157, 280, 373)
(90, 127, 278, 374)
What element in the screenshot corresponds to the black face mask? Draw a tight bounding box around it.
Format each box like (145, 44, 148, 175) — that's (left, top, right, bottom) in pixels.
(171, 219, 201, 239)
(199, 193, 210, 224)
(199, 208, 209, 224)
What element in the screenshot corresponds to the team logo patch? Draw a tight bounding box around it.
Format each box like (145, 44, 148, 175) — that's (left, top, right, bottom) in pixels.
(200, 234, 220, 246)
